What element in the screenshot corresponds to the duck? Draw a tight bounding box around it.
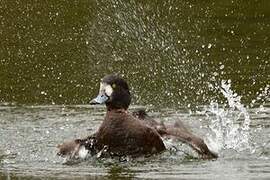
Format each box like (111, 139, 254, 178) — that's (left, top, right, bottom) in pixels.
(58, 74, 166, 158)
(57, 74, 217, 159)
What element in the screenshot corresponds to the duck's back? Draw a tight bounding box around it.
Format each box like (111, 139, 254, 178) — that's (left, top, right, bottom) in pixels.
(95, 110, 165, 156)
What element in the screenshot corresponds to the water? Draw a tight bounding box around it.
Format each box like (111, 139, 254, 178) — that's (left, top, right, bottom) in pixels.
(206, 80, 251, 152)
(0, 0, 270, 179)
(0, 82, 270, 179)
(0, 0, 269, 106)
(0, 102, 269, 179)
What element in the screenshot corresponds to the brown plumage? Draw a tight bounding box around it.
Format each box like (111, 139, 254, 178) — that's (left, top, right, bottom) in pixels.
(57, 75, 165, 158)
(95, 109, 165, 157)
(133, 109, 218, 159)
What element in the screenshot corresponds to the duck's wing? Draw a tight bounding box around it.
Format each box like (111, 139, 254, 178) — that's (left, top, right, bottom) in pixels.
(57, 139, 81, 157)
(57, 134, 97, 158)
(132, 109, 218, 159)
(164, 127, 218, 159)
(173, 119, 190, 132)
(132, 109, 160, 127)
(141, 125, 166, 154)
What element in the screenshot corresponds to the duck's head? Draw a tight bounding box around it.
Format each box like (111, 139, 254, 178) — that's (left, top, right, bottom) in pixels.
(90, 74, 131, 110)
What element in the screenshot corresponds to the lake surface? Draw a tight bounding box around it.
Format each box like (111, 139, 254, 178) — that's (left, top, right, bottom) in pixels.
(0, 103, 269, 180)
(0, 0, 269, 179)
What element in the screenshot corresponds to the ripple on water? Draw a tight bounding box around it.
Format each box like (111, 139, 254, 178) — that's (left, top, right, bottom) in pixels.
(0, 104, 270, 179)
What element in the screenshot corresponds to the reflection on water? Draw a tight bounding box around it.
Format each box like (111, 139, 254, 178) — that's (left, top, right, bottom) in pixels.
(0, 164, 135, 180)
(106, 165, 135, 180)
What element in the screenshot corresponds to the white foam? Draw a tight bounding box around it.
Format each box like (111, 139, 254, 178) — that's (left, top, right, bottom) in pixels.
(206, 80, 251, 152)
(78, 146, 89, 159)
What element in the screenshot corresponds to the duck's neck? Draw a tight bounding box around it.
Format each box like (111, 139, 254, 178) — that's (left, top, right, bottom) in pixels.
(106, 107, 128, 114)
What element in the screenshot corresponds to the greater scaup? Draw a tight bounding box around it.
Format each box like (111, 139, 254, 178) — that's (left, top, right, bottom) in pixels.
(58, 74, 165, 158)
(57, 74, 217, 159)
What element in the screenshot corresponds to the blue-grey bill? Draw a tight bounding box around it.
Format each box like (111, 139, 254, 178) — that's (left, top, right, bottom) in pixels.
(90, 94, 108, 104)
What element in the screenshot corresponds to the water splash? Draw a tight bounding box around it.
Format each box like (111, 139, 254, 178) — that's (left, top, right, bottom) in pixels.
(206, 80, 251, 152)
(251, 84, 270, 106)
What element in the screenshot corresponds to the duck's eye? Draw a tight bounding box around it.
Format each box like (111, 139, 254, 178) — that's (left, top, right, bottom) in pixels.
(105, 85, 113, 96)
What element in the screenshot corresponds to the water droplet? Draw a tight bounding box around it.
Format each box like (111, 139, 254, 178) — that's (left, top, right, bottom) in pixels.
(220, 65, 224, 70)
(41, 91, 47, 95)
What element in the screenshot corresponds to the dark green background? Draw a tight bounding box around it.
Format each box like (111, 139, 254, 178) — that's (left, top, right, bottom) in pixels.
(0, 0, 269, 107)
